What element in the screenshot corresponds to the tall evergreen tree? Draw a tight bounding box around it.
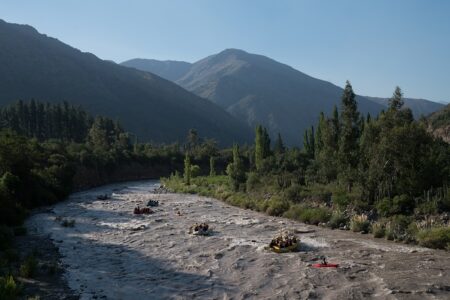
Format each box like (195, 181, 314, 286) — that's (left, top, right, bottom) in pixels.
(338, 81, 360, 191)
(389, 86, 404, 111)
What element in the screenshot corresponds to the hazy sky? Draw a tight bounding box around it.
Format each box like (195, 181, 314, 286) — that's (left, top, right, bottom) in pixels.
(1, 0, 449, 103)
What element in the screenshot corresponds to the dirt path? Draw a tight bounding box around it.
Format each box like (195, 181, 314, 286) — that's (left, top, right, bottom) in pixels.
(26, 180, 450, 299)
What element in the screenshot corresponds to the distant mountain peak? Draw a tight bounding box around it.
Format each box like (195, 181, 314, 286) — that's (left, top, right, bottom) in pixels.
(121, 49, 445, 145)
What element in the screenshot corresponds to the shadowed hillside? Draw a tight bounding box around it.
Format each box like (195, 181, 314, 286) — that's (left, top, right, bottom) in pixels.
(0, 20, 252, 145)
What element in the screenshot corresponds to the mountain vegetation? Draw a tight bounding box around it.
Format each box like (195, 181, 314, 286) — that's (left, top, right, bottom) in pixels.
(164, 84, 450, 250)
(0, 20, 252, 146)
(122, 49, 446, 146)
(426, 104, 450, 143)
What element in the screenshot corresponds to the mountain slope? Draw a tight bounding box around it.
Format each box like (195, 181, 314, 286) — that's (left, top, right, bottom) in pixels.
(177, 49, 385, 145)
(0, 20, 252, 145)
(365, 96, 444, 118)
(125, 49, 445, 145)
(121, 59, 191, 82)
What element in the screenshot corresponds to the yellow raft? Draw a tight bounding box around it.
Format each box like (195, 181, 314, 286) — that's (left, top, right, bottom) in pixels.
(270, 242, 299, 253)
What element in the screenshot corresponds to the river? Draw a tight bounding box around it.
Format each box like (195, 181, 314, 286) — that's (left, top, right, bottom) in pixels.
(26, 180, 450, 299)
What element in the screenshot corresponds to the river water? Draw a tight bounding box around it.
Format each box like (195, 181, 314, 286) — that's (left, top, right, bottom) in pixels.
(26, 180, 450, 299)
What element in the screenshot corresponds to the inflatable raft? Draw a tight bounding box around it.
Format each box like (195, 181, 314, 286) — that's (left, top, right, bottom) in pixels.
(270, 242, 299, 253)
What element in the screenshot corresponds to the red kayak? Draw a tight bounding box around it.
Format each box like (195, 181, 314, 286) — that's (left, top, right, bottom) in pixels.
(312, 263, 339, 268)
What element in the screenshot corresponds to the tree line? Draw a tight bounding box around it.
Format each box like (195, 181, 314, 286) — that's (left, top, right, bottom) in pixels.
(173, 82, 449, 249)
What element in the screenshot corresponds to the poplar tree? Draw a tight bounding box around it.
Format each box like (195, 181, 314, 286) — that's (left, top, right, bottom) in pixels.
(315, 112, 326, 158)
(255, 125, 264, 171)
(184, 154, 191, 185)
(209, 156, 216, 176)
(303, 126, 315, 158)
(227, 144, 246, 191)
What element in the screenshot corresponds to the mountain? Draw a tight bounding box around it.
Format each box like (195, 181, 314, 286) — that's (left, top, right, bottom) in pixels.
(124, 49, 384, 145)
(427, 104, 450, 143)
(365, 96, 444, 118)
(123, 49, 445, 145)
(121, 59, 191, 82)
(0, 20, 252, 145)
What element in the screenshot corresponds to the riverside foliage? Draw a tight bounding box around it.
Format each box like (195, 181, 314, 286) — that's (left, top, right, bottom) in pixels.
(164, 83, 450, 250)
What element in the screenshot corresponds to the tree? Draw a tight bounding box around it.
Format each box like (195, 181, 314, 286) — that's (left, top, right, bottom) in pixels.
(303, 126, 315, 158)
(315, 112, 326, 158)
(255, 125, 264, 171)
(184, 154, 191, 185)
(263, 127, 271, 157)
(388, 86, 404, 111)
(338, 81, 360, 191)
(227, 144, 246, 191)
(88, 117, 110, 152)
(209, 156, 216, 176)
(186, 128, 200, 152)
(274, 133, 285, 154)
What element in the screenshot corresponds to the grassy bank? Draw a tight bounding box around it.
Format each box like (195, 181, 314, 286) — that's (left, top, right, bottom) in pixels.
(162, 174, 450, 251)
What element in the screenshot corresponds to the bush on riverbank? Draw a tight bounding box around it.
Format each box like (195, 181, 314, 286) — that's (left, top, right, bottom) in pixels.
(417, 227, 450, 250)
(0, 275, 20, 299)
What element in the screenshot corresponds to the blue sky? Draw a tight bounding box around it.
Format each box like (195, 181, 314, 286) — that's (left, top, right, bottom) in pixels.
(1, 0, 449, 103)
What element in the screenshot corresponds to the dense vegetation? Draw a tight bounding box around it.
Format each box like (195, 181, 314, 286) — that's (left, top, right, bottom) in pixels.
(0, 101, 217, 227)
(164, 83, 450, 250)
(0, 100, 223, 297)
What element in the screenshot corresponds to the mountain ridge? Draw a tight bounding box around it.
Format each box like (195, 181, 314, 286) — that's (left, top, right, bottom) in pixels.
(122, 49, 445, 145)
(0, 19, 253, 145)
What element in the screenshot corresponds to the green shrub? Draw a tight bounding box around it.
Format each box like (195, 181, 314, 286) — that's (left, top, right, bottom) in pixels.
(392, 194, 415, 215)
(371, 221, 385, 238)
(0, 275, 20, 299)
(283, 185, 303, 203)
(350, 214, 370, 233)
(20, 255, 38, 278)
(284, 205, 331, 225)
(416, 227, 450, 250)
(376, 197, 392, 217)
(332, 191, 350, 208)
(384, 215, 413, 241)
(266, 196, 290, 216)
(246, 172, 260, 191)
(300, 207, 331, 225)
(329, 210, 348, 229)
(190, 165, 201, 178)
(377, 195, 415, 217)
